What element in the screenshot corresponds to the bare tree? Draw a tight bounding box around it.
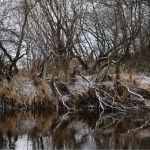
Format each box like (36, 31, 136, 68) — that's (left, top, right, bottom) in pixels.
(0, 0, 149, 78)
(0, 0, 37, 80)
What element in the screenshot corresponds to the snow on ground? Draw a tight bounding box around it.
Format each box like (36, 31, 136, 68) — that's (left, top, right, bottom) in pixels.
(18, 77, 36, 98)
(137, 128, 150, 138)
(67, 75, 95, 93)
(120, 72, 150, 91)
(12, 73, 150, 101)
(133, 75, 150, 90)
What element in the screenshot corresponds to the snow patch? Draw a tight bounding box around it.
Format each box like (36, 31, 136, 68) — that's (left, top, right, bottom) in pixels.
(68, 76, 95, 93)
(18, 78, 36, 98)
(134, 75, 150, 90)
(137, 129, 150, 138)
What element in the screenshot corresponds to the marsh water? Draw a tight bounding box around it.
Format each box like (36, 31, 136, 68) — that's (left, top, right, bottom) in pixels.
(0, 110, 150, 150)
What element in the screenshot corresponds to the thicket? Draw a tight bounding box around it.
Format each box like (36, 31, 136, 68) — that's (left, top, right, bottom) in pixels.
(0, 0, 150, 112)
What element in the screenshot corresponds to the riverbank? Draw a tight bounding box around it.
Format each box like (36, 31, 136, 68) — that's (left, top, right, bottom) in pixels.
(0, 71, 150, 112)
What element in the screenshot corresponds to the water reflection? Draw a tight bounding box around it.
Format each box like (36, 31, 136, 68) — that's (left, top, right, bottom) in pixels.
(0, 110, 150, 149)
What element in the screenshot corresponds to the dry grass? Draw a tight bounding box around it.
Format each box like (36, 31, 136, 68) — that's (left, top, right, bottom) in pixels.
(120, 69, 137, 85)
(0, 82, 9, 98)
(31, 73, 39, 86)
(0, 62, 149, 110)
(0, 82, 22, 108)
(36, 81, 53, 100)
(0, 72, 59, 109)
(10, 87, 18, 100)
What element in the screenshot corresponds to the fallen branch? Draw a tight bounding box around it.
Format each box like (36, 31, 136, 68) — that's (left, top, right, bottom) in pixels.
(53, 81, 76, 111)
(119, 81, 150, 108)
(78, 71, 126, 112)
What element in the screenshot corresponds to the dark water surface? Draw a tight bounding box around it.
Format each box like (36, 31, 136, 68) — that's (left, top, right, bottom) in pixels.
(0, 110, 150, 150)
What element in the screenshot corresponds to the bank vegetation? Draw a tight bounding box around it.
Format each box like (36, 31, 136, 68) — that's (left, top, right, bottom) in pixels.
(0, 0, 150, 112)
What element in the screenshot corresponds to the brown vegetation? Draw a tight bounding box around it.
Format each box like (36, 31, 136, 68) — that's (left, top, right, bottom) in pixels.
(0, 0, 150, 112)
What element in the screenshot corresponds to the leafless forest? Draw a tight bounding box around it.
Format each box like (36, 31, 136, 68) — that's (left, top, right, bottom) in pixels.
(0, 0, 150, 112)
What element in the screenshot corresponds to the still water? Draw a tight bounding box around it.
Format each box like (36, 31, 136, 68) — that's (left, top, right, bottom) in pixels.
(0, 110, 150, 149)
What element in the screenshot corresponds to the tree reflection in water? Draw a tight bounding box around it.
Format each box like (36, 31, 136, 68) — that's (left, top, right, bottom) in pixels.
(0, 110, 150, 149)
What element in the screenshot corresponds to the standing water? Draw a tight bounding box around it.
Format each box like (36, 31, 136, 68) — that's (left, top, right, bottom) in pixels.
(0, 110, 150, 149)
